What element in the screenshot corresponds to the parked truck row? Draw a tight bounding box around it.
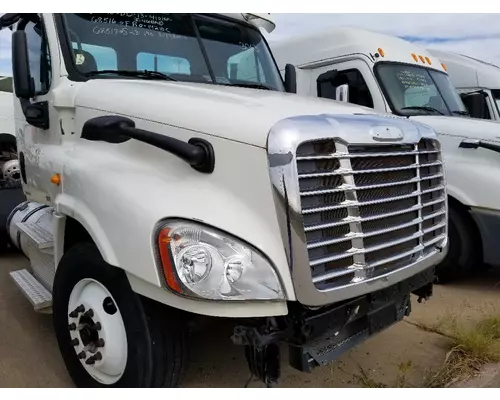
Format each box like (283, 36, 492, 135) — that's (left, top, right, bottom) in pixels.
(1, 12, 491, 388)
(427, 48, 500, 122)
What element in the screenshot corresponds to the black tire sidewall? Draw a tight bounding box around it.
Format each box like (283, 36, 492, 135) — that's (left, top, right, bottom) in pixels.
(52, 243, 153, 388)
(0, 184, 26, 253)
(436, 205, 479, 283)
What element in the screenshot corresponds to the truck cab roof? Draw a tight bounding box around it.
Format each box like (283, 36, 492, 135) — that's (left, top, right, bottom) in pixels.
(427, 48, 500, 90)
(272, 26, 446, 74)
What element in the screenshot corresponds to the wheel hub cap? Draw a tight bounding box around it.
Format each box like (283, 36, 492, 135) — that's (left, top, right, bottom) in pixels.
(68, 279, 127, 385)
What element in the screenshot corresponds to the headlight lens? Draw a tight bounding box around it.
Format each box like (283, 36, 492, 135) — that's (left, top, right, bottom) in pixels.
(157, 221, 285, 301)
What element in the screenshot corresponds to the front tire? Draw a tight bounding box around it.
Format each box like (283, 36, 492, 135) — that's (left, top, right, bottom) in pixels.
(435, 204, 481, 283)
(52, 242, 187, 387)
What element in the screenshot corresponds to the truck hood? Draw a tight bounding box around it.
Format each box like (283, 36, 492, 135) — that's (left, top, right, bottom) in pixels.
(73, 79, 377, 147)
(411, 115, 500, 142)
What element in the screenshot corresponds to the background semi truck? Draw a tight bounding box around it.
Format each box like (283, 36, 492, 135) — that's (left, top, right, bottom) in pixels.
(272, 27, 500, 283)
(427, 49, 500, 122)
(0, 75, 24, 251)
(1, 13, 447, 388)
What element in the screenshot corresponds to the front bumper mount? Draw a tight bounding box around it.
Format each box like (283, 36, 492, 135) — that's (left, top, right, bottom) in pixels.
(231, 267, 435, 387)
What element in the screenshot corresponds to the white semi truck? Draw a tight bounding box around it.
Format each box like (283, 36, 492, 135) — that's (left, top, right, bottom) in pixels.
(272, 27, 500, 283)
(1, 14, 447, 388)
(0, 75, 25, 251)
(427, 49, 500, 122)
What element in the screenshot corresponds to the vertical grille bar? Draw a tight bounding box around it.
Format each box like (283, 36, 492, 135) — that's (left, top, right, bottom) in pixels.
(414, 143, 424, 259)
(337, 142, 366, 282)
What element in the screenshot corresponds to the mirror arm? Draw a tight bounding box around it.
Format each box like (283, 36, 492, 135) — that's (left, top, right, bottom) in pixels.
(120, 125, 210, 169)
(459, 139, 500, 154)
(82, 116, 215, 173)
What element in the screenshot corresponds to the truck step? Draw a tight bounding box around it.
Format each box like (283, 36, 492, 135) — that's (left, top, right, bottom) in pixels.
(9, 269, 52, 311)
(16, 221, 54, 250)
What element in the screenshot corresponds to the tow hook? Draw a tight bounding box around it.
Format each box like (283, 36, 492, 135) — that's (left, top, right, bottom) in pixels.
(231, 325, 287, 387)
(413, 282, 433, 303)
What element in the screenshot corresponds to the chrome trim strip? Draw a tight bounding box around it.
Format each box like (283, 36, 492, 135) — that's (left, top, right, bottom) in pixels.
(298, 161, 442, 178)
(299, 173, 442, 196)
(296, 149, 439, 161)
(307, 217, 422, 249)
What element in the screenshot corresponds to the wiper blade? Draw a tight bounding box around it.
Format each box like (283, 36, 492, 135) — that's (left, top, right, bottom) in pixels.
(86, 69, 177, 81)
(401, 106, 445, 115)
(452, 110, 470, 116)
(223, 82, 273, 91)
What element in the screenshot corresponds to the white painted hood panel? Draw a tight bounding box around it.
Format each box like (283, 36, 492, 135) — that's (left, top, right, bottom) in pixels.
(74, 79, 377, 147)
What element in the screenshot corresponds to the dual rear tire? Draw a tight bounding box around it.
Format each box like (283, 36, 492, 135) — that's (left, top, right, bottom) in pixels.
(52, 243, 187, 388)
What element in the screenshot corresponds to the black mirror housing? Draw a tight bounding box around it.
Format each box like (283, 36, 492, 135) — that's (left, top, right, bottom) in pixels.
(12, 30, 35, 99)
(284, 64, 297, 94)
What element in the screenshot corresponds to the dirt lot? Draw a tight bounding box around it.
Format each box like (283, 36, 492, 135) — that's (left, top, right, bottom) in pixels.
(0, 253, 499, 388)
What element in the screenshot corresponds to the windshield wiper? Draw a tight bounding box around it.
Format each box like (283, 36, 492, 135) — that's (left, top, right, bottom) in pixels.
(222, 82, 273, 91)
(86, 69, 177, 81)
(400, 106, 445, 116)
(452, 110, 470, 116)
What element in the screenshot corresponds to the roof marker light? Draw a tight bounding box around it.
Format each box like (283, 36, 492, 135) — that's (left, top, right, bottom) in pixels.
(441, 63, 447, 71)
(411, 53, 418, 62)
(425, 57, 432, 65)
(419, 55, 426, 63)
(377, 48, 385, 57)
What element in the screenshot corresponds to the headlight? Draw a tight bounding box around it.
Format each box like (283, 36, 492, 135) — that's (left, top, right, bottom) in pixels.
(156, 220, 285, 301)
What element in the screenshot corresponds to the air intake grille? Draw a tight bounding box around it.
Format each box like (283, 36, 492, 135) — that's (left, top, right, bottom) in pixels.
(296, 139, 446, 290)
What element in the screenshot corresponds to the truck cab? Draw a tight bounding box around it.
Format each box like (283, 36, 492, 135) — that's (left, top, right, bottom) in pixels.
(427, 48, 500, 122)
(1, 14, 446, 388)
(272, 26, 500, 283)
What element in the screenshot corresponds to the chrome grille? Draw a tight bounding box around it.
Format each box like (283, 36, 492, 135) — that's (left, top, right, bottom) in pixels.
(296, 138, 446, 290)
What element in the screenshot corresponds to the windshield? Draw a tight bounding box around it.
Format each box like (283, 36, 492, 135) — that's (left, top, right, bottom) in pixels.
(492, 90, 500, 115)
(59, 13, 284, 91)
(375, 63, 467, 117)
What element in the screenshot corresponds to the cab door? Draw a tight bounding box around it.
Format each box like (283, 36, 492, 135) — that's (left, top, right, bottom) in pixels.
(310, 58, 388, 113)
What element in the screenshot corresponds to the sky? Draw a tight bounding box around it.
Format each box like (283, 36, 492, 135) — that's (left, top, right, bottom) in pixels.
(1, 13, 499, 76)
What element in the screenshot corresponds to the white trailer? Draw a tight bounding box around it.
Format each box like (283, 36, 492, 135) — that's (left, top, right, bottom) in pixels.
(272, 27, 500, 283)
(1, 14, 447, 387)
(427, 49, 500, 122)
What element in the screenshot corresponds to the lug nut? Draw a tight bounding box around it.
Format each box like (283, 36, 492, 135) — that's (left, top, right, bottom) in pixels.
(70, 338, 79, 346)
(69, 305, 85, 318)
(68, 323, 76, 331)
(91, 322, 102, 331)
(85, 352, 102, 365)
(77, 351, 86, 359)
(96, 338, 105, 348)
(83, 309, 94, 318)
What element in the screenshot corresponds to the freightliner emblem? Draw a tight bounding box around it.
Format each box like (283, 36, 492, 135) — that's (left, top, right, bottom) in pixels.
(371, 125, 404, 141)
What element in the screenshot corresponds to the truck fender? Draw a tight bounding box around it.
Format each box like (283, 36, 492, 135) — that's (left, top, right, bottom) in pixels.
(54, 193, 119, 268)
(445, 183, 474, 210)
